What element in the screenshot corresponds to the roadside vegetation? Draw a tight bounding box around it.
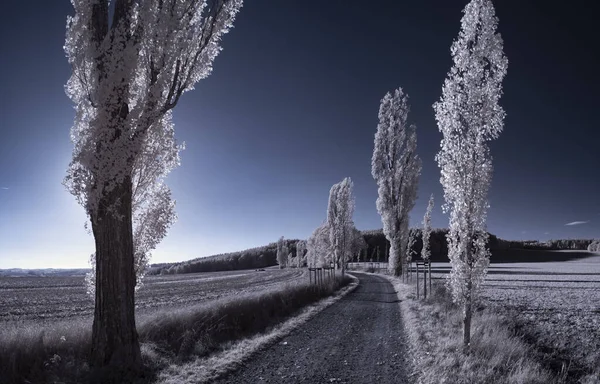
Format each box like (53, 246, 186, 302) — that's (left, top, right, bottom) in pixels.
(0, 275, 351, 384)
(386, 276, 560, 384)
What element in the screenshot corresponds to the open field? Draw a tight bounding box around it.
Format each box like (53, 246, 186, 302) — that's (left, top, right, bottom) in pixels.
(0, 267, 306, 326)
(424, 252, 600, 381)
(0, 268, 349, 384)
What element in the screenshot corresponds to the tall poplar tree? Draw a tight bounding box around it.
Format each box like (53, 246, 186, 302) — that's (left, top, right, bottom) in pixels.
(372, 88, 421, 276)
(434, 0, 507, 352)
(64, 0, 243, 373)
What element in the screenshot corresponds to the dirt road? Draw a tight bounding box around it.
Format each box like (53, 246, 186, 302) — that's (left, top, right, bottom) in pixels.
(214, 273, 411, 384)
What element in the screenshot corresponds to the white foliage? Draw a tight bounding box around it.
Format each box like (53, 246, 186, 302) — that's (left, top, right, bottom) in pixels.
(64, 0, 243, 215)
(282, 244, 289, 267)
(84, 96, 181, 296)
(296, 240, 307, 268)
(434, 0, 507, 305)
(65, 0, 242, 293)
(421, 194, 434, 261)
(371, 87, 421, 275)
(327, 178, 355, 272)
(588, 241, 600, 252)
(276, 236, 286, 268)
(306, 223, 331, 268)
(84, 253, 96, 296)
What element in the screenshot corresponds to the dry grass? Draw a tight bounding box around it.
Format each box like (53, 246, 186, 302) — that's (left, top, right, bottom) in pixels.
(428, 257, 600, 383)
(0, 318, 93, 383)
(138, 276, 353, 366)
(381, 274, 559, 384)
(155, 274, 359, 384)
(0, 275, 352, 384)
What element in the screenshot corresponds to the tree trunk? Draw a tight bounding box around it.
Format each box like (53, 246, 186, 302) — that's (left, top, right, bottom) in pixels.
(389, 237, 402, 277)
(462, 232, 474, 354)
(90, 178, 142, 380)
(463, 290, 472, 354)
(340, 247, 345, 278)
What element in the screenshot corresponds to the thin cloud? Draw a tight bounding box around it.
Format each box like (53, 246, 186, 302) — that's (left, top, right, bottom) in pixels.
(1, 187, 8, 190)
(565, 221, 590, 226)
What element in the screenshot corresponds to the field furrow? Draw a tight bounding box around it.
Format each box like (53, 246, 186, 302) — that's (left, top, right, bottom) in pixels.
(0, 267, 306, 326)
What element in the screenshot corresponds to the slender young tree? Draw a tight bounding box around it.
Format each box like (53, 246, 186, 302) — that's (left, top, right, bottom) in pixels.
(296, 240, 307, 267)
(372, 88, 422, 276)
(327, 178, 355, 277)
(277, 236, 286, 268)
(404, 229, 417, 281)
(434, 0, 508, 353)
(64, 0, 243, 373)
(421, 194, 434, 262)
(307, 222, 331, 268)
(282, 243, 289, 267)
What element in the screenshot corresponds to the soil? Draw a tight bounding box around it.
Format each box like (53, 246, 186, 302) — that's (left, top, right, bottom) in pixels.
(213, 273, 411, 384)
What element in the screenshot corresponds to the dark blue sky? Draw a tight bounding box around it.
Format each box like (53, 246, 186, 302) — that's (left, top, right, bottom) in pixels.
(0, 1, 598, 268)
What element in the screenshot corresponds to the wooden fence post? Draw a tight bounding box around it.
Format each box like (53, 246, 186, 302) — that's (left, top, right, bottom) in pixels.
(423, 262, 427, 300)
(428, 261, 432, 296)
(416, 262, 420, 299)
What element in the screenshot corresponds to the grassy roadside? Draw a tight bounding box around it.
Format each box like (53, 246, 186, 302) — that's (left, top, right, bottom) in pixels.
(155, 273, 359, 384)
(0, 275, 353, 384)
(380, 274, 565, 384)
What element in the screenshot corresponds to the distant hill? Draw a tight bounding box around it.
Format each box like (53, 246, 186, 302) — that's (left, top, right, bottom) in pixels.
(11, 232, 593, 278)
(149, 229, 597, 275)
(0, 268, 90, 277)
(360, 228, 595, 262)
(147, 239, 300, 275)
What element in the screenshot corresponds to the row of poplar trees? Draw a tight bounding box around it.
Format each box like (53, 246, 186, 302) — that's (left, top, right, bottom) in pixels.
(372, 0, 507, 354)
(62, 0, 504, 377)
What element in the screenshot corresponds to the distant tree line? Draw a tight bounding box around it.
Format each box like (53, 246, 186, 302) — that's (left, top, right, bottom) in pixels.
(148, 240, 300, 275)
(149, 230, 598, 275)
(356, 230, 595, 263)
(495, 238, 595, 251)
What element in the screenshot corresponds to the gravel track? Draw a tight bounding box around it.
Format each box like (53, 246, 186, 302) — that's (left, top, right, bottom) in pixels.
(214, 273, 411, 384)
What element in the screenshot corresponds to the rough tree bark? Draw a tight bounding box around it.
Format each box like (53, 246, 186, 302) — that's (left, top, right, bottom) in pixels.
(390, 236, 402, 277)
(90, 177, 142, 377)
(463, 280, 473, 353)
(462, 234, 474, 353)
(86, 2, 143, 376)
(65, 0, 244, 378)
(89, 4, 139, 375)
